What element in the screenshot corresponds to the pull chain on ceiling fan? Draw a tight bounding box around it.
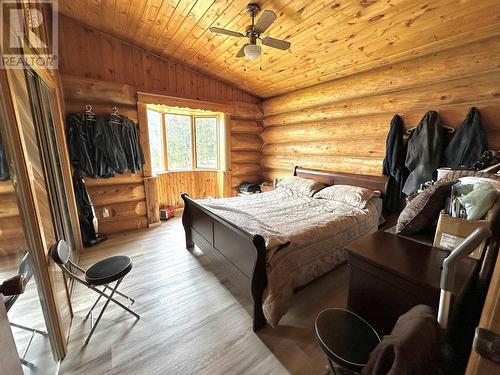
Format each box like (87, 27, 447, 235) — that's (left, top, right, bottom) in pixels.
(209, 3, 291, 61)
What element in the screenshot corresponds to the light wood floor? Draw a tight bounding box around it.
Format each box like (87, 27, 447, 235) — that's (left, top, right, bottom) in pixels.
(60, 217, 349, 375)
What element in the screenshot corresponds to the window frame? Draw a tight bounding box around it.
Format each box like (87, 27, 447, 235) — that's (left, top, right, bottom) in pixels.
(152, 111, 220, 174)
(192, 115, 219, 170)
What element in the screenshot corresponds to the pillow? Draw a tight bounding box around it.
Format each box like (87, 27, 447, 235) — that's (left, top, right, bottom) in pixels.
(276, 176, 324, 197)
(396, 180, 454, 235)
(314, 185, 375, 209)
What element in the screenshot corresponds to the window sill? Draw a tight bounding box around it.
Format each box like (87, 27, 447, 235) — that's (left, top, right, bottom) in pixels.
(153, 169, 220, 176)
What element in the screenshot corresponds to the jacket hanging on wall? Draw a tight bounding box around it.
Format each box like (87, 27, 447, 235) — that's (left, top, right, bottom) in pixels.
(67, 112, 144, 177)
(72, 170, 101, 246)
(67, 112, 114, 178)
(382, 115, 407, 213)
(402, 111, 444, 196)
(445, 107, 488, 169)
(0, 131, 10, 181)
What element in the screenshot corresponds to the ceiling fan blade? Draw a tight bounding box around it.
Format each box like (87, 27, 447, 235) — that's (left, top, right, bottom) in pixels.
(254, 10, 277, 33)
(209, 27, 245, 38)
(261, 36, 291, 50)
(236, 44, 248, 58)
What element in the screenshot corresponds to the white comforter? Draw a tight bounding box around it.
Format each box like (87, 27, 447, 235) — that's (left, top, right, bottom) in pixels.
(198, 187, 382, 326)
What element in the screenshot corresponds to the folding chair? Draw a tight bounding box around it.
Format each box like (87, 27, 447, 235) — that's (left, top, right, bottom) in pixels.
(1, 252, 48, 367)
(50, 240, 140, 344)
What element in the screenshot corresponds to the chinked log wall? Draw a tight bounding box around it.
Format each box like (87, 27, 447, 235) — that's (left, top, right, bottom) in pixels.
(261, 36, 500, 180)
(59, 15, 263, 235)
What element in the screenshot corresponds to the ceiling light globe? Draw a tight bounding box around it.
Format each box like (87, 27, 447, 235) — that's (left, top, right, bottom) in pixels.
(244, 44, 261, 60)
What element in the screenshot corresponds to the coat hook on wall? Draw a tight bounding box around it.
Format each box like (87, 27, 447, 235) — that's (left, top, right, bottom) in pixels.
(405, 126, 455, 135)
(84, 104, 96, 122)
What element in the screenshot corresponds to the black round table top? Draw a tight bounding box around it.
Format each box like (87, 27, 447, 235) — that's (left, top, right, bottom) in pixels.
(315, 308, 381, 371)
(85, 256, 132, 286)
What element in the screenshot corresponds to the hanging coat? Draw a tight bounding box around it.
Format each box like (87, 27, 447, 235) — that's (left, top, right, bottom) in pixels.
(94, 115, 129, 174)
(402, 111, 444, 196)
(72, 170, 98, 246)
(382, 115, 406, 213)
(120, 118, 145, 173)
(0, 131, 10, 181)
(67, 113, 114, 178)
(445, 107, 488, 169)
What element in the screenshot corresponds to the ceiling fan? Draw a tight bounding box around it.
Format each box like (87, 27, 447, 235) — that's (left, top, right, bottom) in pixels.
(208, 3, 291, 61)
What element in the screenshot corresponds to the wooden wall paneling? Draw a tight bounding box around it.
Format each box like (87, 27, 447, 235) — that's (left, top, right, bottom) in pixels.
(263, 70, 500, 127)
(263, 35, 500, 116)
(58, 16, 259, 105)
(155, 171, 220, 209)
(260, 35, 500, 184)
(60, 74, 136, 105)
(64, 101, 139, 123)
(229, 102, 264, 194)
(231, 134, 263, 152)
(144, 176, 160, 226)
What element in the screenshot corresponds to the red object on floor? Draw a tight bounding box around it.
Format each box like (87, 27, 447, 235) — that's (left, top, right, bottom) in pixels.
(159, 205, 175, 220)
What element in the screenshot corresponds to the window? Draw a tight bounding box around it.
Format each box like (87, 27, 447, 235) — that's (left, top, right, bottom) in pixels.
(147, 110, 165, 172)
(165, 114, 192, 170)
(195, 117, 217, 169)
(147, 107, 220, 174)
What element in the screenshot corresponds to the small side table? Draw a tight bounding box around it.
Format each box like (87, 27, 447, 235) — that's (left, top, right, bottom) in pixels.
(345, 229, 478, 334)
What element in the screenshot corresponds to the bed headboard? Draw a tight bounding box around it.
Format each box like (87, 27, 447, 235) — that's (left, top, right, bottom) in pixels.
(293, 166, 389, 197)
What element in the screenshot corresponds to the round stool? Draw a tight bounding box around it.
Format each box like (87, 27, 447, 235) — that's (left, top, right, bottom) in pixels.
(85, 256, 132, 286)
(315, 308, 381, 374)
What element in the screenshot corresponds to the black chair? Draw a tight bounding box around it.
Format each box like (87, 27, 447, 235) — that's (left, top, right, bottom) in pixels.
(1, 252, 48, 367)
(50, 240, 140, 344)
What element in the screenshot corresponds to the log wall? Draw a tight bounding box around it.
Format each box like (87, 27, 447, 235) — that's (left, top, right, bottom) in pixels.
(58, 16, 262, 234)
(230, 117, 263, 195)
(261, 36, 500, 180)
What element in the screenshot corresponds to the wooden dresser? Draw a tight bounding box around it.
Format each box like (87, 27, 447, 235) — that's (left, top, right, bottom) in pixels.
(345, 229, 478, 334)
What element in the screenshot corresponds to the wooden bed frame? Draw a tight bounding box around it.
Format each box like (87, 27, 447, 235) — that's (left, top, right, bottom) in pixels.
(181, 166, 389, 331)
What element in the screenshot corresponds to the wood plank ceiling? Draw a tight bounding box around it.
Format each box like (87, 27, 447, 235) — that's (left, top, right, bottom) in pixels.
(58, 0, 500, 99)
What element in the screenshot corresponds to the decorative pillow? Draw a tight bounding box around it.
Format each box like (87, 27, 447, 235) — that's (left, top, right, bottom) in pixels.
(276, 176, 324, 197)
(314, 185, 375, 209)
(396, 180, 454, 235)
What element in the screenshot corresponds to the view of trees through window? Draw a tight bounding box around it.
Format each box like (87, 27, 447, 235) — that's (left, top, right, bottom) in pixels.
(195, 117, 217, 169)
(147, 108, 219, 173)
(165, 114, 192, 170)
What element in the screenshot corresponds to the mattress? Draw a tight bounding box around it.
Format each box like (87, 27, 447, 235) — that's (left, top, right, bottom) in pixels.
(198, 187, 382, 326)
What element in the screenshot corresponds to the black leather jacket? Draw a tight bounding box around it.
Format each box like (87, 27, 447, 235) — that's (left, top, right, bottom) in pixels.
(382, 115, 407, 213)
(445, 107, 488, 168)
(402, 111, 444, 196)
(67, 113, 144, 178)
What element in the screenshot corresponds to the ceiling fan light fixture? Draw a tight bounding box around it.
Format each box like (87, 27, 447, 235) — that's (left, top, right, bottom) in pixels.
(244, 43, 261, 60)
